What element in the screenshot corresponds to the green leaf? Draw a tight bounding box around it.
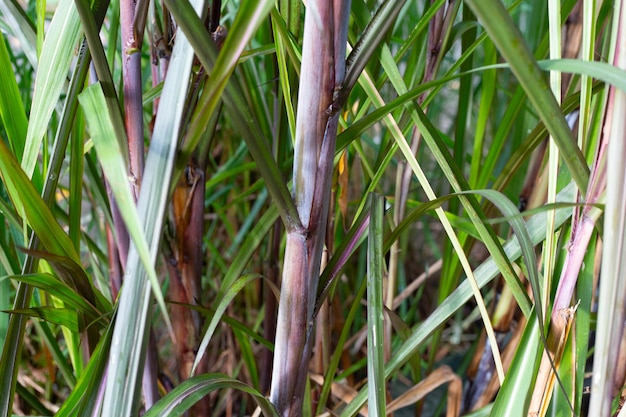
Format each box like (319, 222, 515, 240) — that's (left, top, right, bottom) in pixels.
(541, 59, 626, 92)
(367, 193, 385, 417)
(21, 0, 82, 179)
(465, 0, 589, 192)
(9, 273, 102, 322)
(22, 249, 105, 313)
(192, 274, 264, 376)
(343, 0, 409, 95)
(0, 0, 37, 68)
(55, 322, 114, 417)
(4, 307, 80, 332)
(143, 373, 278, 417)
(73, 0, 127, 163)
(0, 139, 79, 263)
(78, 82, 169, 330)
(490, 315, 541, 417)
(271, 12, 297, 140)
(340, 183, 577, 416)
(16, 383, 53, 415)
(0, 30, 28, 159)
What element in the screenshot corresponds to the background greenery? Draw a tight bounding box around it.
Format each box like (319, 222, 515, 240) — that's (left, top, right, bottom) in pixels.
(0, 0, 625, 416)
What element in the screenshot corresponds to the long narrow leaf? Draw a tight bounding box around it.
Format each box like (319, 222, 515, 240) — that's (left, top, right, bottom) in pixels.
(143, 374, 278, 417)
(490, 315, 541, 417)
(55, 322, 114, 417)
(8, 273, 101, 320)
(465, 0, 589, 192)
(0, 140, 78, 262)
(0, 0, 37, 67)
(0, 30, 28, 158)
(340, 183, 577, 416)
(79, 83, 170, 332)
(367, 193, 385, 417)
(99, 0, 205, 413)
(21, 0, 82, 179)
(192, 274, 263, 375)
(5, 307, 80, 332)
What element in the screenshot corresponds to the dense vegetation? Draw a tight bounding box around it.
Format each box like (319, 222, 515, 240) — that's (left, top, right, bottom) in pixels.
(1, 0, 625, 416)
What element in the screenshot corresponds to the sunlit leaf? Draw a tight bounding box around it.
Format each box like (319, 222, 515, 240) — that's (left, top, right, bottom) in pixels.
(78, 82, 169, 328)
(0, 30, 28, 158)
(0, 140, 79, 262)
(21, 0, 82, 180)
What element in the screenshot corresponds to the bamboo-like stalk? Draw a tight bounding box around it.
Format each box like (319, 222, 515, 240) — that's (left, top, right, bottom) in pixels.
(120, 0, 146, 197)
(260, 221, 281, 394)
(170, 160, 210, 415)
(166, 7, 224, 412)
(120, 1, 160, 409)
(269, 2, 350, 415)
(589, 3, 626, 410)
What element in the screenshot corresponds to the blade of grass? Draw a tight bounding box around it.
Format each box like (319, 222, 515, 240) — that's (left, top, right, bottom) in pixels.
(490, 315, 541, 417)
(0, 31, 96, 416)
(343, 0, 409, 97)
(79, 83, 171, 333)
(5, 307, 80, 332)
(21, 0, 82, 180)
(271, 13, 296, 140)
(0, 30, 28, 159)
(0, 140, 79, 262)
(358, 65, 509, 383)
(578, 0, 596, 151)
(339, 183, 577, 416)
(7, 273, 102, 319)
(367, 193, 385, 417)
(465, 0, 589, 193)
(55, 322, 114, 417)
(191, 274, 263, 375)
(73, 0, 128, 165)
(468, 40, 496, 188)
(0, 0, 37, 68)
(142, 374, 278, 417)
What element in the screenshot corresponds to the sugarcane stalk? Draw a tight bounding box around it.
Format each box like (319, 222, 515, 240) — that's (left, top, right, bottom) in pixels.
(269, 2, 350, 415)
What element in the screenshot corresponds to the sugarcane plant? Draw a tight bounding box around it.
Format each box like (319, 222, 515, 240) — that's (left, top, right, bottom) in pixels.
(2, 0, 626, 416)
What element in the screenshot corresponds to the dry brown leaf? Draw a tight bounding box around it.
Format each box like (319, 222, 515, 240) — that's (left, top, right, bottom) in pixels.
(310, 374, 368, 416)
(387, 366, 461, 417)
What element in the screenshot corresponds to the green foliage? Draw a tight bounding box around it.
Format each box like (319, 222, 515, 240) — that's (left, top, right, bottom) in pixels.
(0, 0, 622, 416)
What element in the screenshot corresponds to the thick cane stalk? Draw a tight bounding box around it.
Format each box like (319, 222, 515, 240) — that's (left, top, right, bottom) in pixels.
(269, 2, 350, 416)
